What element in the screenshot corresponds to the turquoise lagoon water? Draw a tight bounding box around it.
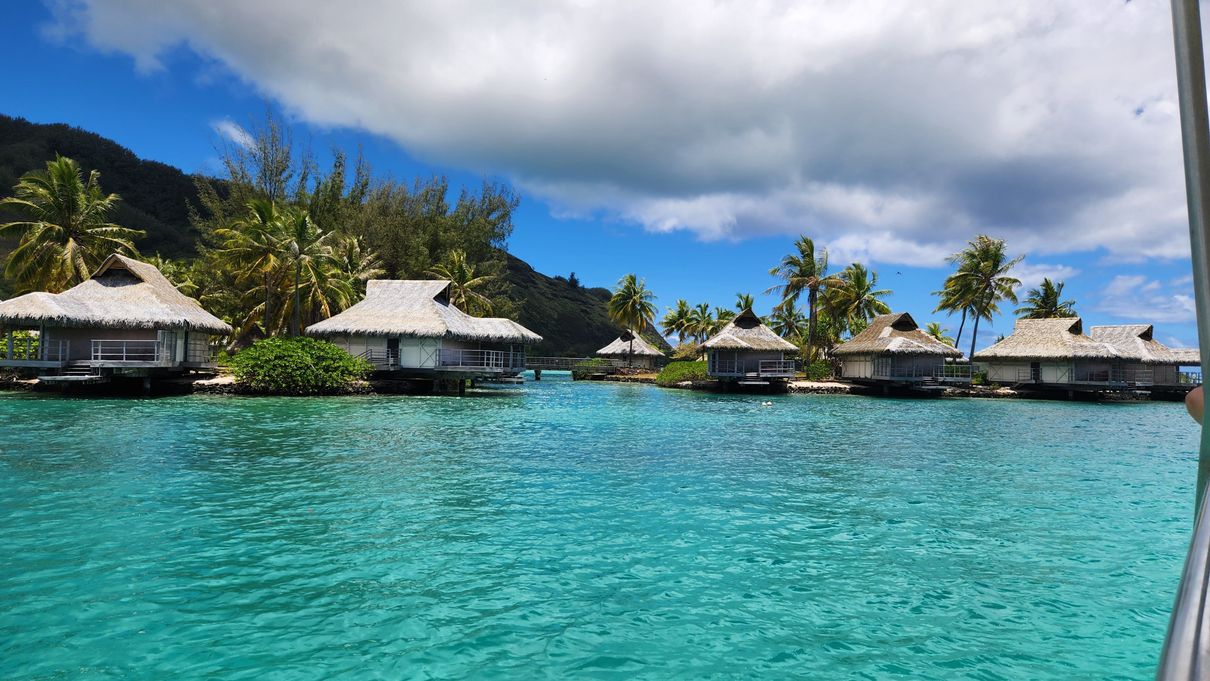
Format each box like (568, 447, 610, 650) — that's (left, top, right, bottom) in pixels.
(0, 373, 1200, 679)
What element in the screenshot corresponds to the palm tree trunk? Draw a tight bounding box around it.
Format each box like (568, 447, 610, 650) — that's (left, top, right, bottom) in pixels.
(264, 273, 272, 337)
(969, 314, 981, 361)
(293, 258, 302, 336)
(954, 308, 967, 347)
(806, 288, 818, 363)
(628, 338, 634, 368)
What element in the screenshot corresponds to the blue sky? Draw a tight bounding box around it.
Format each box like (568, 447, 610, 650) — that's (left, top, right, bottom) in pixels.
(0, 1, 1200, 349)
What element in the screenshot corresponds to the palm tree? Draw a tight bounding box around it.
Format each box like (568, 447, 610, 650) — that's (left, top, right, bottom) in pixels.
(686, 302, 715, 343)
(215, 198, 287, 335)
(735, 292, 755, 312)
(607, 274, 657, 366)
(829, 263, 891, 336)
(712, 307, 736, 334)
(769, 300, 808, 339)
(427, 249, 497, 316)
(766, 235, 843, 362)
(1015, 278, 1077, 319)
(279, 207, 351, 335)
(925, 322, 955, 346)
(661, 299, 692, 343)
(949, 236, 1022, 360)
(0, 155, 144, 293)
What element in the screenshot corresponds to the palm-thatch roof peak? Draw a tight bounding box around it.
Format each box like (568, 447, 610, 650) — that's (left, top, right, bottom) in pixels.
(0, 253, 231, 334)
(702, 309, 798, 352)
(1090, 323, 1199, 365)
(597, 329, 665, 357)
(832, 312, 963, 358)
(973, 317, 1121, 361)
(306, 279, 542, 343)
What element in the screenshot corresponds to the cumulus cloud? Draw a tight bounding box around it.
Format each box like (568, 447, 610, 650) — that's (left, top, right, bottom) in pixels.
(1098, 274, 1197, 323)
(45, 0, 1194, 265)
(211, 118, 254, 150)
(1011, 262, 1081, 291)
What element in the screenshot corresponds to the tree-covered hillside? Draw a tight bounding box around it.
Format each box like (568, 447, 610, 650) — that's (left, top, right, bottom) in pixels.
(0, 114, 648, 356)
(0, 115, 203, 258)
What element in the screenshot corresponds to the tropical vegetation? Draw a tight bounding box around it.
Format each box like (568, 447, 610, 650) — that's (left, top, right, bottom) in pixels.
(231, 336, 372, 395)
(935, 236, 1022, 359)
(0, 155, 144, 293)
(607, 273, 657, 365)
(655, 360, 710, 386)
(1016, 278, 1077, 319)
(766, 235, 843, 362)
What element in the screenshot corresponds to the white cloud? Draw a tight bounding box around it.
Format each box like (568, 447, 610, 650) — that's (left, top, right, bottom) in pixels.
(1011, 262, 1080, 291)
(210, 118, 255, 150)
(46, 1, 1194, 265)
(1098, 274, 1197, 323)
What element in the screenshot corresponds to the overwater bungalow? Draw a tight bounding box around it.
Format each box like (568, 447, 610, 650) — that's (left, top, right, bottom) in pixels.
(306, 279, 542, 387)
(702, 309, 797, 384)
(1089, 324, 1201, 394)
(832, 312, 970, 386)
(596, 330, 665, 370)
(973, 317, 1134, 393)
(0, 254, 231, 384)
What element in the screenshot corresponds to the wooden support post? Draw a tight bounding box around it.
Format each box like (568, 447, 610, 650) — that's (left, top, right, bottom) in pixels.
(458, 379, 466, 396)
(143, 377, 152, 396)
(534, 368, 542, 381)
(5, 328, 12, 360)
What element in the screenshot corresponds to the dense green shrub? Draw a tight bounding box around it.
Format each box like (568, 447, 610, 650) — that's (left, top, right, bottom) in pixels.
(231, 337, 371, 395)
(671, 342, 702, 361)
(656, 360, 710, 386)
(802, 359, 832, 381)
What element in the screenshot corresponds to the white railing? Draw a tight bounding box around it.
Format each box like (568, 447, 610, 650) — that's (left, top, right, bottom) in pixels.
(438, 349, 525, 371)
(709, 357, 796, 377)
(1, 338, 69, 363)
(361, 349, 399, 367)
(91, 340, 167, 364)
(871, 363, 973, 381)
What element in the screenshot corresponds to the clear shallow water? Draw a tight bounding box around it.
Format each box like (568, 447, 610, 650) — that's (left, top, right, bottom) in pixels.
(0, 374, 1199, 680)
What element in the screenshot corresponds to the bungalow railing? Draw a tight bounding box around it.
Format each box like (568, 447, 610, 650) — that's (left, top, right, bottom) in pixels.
(91, 340, 169, 364)
(361, 349, 400, 367)
(2, 336, 68, 362)
(709, 358, 796, 377)
(871, 363, 972, 381)
(438, 349, 526, 371)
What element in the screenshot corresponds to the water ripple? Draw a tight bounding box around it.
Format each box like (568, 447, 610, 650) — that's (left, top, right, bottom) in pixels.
(0, 379, 1198, 679)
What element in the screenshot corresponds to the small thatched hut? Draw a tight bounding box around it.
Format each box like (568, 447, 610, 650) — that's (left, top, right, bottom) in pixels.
(701, 309, 798, 381)
(832, 313, 967, 383)
(596, 330, 666, 370)
(973, 318, 1128, 387)
(1089, 324, 1201, 387)
(0, 254, 231, 375)
(306, 280, 541, 379)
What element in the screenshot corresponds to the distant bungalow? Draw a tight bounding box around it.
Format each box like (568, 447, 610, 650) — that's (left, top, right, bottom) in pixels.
(596, 330, 665, 370)
(702, 309, 798, 385)
(306, 280, 542, 388)
(0, 254, 231, 383)
(1089, 324, 1201, 393)
(974, 317, 1136, 392)
(832, 312, 969, 386)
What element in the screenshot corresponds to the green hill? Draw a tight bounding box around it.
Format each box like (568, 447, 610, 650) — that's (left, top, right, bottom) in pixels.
(0, 114, 659, 356)
(0, 115, 203, 258)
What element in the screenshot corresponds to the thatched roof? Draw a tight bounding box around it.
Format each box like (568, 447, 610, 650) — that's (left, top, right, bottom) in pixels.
(0, 254, 231, 335)
(1090, 324, 1201, 365)
(832, 312, 963, 358)
(306, 279, 542, 344)
(597, 329, 665, 357)
(973, 318, 1121, 361)
(702, 309, 798, 352)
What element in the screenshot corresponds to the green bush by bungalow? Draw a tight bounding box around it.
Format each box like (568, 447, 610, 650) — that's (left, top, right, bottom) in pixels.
(656, 360, 709, 386)
(232, 337, 372, 395)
